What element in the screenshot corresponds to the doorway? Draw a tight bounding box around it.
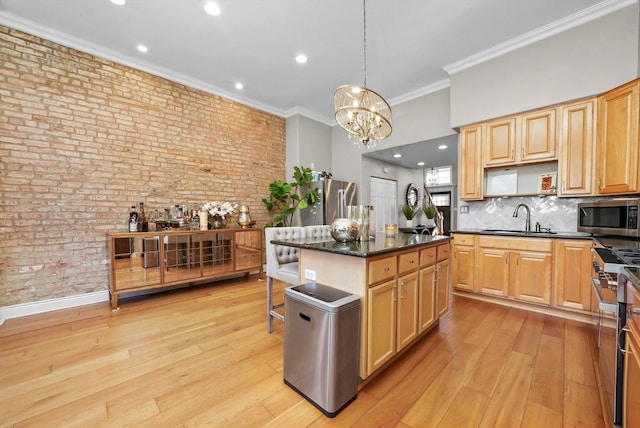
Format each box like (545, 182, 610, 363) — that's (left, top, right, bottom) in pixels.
(370, 177, 397, 232)
(431, 191, 451, 235)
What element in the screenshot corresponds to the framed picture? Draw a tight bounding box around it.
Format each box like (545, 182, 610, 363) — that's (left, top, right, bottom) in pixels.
(538, 172, 557, 193)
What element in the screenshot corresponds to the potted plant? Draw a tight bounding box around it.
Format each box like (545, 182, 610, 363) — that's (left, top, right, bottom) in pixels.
(402, 204, 418, 227)
(262, 166, 319, 227)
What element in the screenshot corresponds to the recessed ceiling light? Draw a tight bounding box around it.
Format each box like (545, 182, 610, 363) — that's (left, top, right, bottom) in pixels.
(417, 162, 425, 166)
(393, 154, 401, 158)
(295, 54, 307, 64)
(204, 2, 221, 16)
(235, 82, 244, 90)
(137, 44, 148, 53)
(438, 144, 448, 150)
(110, 0, 126, 5)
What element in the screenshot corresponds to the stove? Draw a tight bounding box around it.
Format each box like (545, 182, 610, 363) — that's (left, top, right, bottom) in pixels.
(590, 243, 640, 427)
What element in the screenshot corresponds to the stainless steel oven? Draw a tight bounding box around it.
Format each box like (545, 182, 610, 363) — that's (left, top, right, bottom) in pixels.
(578, 199, 639, 237)
(591, 244, 640, 426)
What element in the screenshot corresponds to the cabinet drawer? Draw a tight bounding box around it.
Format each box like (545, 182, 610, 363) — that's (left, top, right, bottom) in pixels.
(436, 244, 451, 261)
(478, 236, 552, 252)
(368, 256, 397, 285)
(420, 247, 437, 267)
(453, 234, 475, 246)
(398, 251, 419, 274)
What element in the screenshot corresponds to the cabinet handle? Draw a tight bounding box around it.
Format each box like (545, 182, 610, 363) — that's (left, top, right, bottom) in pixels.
(505, 255, 508, 264)
(598, 179, 602, 190)
(400, 281, 405, 299)
(393, 284, 397, 302)
(384, 266, 389, 272)
(562, 180, 566, 193)
(618, 326, 631, 355)
(511, 149, 514, 160)
(521, 147, 524, 158)
(516, 255, 519, 265)
(410, 259, 415, 264)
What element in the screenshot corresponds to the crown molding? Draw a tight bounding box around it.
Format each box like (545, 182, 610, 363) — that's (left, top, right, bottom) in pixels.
(388, 78, 451, 106)
(0, 11, 288, 119)
(444, 0, 638, 75)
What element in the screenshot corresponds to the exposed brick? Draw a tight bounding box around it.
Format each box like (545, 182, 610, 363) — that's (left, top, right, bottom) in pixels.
(0, 26, 286, 306)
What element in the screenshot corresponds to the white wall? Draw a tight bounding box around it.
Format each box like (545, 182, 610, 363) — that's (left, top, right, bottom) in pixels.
(450, 3, 640, 127)
(285, 114, 332, 178)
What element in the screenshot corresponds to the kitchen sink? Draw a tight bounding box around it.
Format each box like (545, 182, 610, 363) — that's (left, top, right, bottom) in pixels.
(483, 229, 557, 235)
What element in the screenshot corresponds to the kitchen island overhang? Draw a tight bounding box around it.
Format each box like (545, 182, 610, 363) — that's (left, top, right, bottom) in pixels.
(272, 232, 452, 382)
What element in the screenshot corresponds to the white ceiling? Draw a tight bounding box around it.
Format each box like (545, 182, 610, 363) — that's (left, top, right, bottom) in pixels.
(0, 0, 626, 168)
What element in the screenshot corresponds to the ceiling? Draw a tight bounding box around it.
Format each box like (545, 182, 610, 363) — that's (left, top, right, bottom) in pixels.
(0, 0, 621, 168)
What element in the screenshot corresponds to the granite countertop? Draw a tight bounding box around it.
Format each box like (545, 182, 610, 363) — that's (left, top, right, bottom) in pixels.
(452, 229, 640, 249)
(271, 232, 451, 258)
(452, 228, 595, 240)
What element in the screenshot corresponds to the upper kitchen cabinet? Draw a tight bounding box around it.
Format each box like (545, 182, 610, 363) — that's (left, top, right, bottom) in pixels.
(459, 124, 484, 201)
(558, 98, 596, 197)
(596, 79, 640, 195)
(484, 107, 557, 168)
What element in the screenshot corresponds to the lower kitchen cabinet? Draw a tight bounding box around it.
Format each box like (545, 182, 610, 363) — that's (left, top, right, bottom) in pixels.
(418, 264, 436, 333)
(553, 239, 594, 311)
(476, 236, 552, 306)
(436, 258, 451, 316)
(367, 279, 397, 374)
(624, 320, 640, 427)
(397, 271, 419, 351)
(511, 251, 552, 305)
(452, 234, 475, 292)
(477, 247, 510, 297)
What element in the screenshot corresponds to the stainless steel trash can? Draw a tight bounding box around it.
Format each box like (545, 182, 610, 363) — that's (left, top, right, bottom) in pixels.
(284, 282, 361, 418)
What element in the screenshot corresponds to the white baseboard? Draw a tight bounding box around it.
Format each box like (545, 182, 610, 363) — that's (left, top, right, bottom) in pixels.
(0, 291, 110, 325)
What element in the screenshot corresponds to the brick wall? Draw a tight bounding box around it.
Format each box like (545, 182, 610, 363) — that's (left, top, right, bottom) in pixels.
(0, 27, 286, 306)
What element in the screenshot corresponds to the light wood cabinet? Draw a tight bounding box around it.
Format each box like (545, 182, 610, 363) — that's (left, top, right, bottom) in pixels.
(108, 229, 262, 309)
(436, 258, 450, 316)
(367, 279, 396, 374)
(366, 244, 448, 376)
(418, 264, 436, 333)
(484, 107, 557, 168)
(476, 236, 552, 306)
(596, 79, 640, 195)
(511, 251, 552, 305)
(558, 98, 596, 196)
(397, 271, 419, 351)
(452, 234, 475, 292)
(459, 124, 484, 200)
(553, 239, 594, 312)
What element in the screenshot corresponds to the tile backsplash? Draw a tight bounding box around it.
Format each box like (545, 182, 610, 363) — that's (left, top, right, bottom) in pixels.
(458, 196, 595, 233)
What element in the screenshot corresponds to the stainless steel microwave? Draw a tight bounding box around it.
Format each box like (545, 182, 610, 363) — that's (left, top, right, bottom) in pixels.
(577, 198, 639, 237)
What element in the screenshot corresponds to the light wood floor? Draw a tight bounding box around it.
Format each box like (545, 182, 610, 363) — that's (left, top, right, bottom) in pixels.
(0, 275, 605, 427)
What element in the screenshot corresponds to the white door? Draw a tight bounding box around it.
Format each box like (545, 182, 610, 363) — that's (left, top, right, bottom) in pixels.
(370, 177, 397, 232)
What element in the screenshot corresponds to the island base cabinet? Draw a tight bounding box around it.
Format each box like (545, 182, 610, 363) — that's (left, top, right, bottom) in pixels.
(419, 265, 437, 333)
(436, 259, 450, 316)
(367, 279, 397, 375)
(397, 272, 419, 352)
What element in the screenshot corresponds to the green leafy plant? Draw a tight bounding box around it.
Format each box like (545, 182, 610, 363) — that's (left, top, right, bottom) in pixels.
(423, 203, 437, 219)
(402, 204, 418, 220)
(262, 166, 319, 227)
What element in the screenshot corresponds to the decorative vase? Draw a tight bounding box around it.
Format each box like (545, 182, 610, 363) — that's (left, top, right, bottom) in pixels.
(330, 218, 359, 242)
(237, 205, 252, 228)
(211, 215, 226, 229)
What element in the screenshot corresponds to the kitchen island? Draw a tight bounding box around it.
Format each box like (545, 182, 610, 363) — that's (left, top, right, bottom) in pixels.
(271, 232, 452, 381)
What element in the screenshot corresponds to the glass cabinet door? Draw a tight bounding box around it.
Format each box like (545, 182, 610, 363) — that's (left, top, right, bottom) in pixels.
(235, 229, 262, 271)
(112, 236, 162, 290)
(163, 233, 202, 284)
(202, 231, 234, 277)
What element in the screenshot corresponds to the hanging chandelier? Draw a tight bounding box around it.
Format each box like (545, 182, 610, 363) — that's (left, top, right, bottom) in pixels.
(334, 0, 392, 149)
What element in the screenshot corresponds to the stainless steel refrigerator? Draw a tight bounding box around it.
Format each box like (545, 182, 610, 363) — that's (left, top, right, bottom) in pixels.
(295, 179, 357, 226)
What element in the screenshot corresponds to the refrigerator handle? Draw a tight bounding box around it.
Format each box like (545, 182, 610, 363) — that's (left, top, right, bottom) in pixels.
(338, 189, 345, 218)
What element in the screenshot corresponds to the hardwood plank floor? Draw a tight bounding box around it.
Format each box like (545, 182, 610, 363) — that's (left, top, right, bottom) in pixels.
(0, 276, 605, 427)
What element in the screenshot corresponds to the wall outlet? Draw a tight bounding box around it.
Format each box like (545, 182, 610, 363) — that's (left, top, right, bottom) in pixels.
(304, 269, 316, 281)
(460, 205, 469, 214)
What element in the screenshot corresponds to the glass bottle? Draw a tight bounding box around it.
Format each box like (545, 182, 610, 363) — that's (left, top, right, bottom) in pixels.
(128, 205, 138, 232)
(137, 202, 148, 232)
(148, 209, 157, 231)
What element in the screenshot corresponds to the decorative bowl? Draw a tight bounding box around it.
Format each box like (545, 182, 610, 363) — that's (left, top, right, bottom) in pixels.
(330, 218, 359, 242)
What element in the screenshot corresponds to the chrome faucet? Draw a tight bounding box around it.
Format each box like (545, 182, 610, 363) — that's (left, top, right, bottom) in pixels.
(513, 203, 531, 232)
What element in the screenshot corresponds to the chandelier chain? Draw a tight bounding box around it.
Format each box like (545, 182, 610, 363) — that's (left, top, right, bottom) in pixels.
(363, 0, 367, 87)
